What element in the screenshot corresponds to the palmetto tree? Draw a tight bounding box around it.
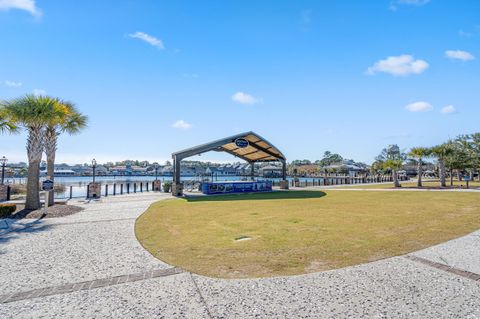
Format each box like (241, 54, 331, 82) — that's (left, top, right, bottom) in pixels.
(44, 101, 87, 205)
(376, 144, 405, 187)
(383, 159, 403, 187)
(408, 147, 431, 187)
(430, 144, 453, 187)
(2, 95, 61, 210)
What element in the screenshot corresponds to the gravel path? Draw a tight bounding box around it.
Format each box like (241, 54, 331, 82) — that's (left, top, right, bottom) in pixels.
(0, 191, 479, 318)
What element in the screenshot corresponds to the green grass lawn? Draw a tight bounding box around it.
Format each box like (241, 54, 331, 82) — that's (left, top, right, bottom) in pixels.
(135, 190, 480, 278)
(335, 179, 480, 189)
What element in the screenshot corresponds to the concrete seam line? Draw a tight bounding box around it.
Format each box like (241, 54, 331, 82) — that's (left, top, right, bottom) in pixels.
(404, 255, 480, 282)
(0, 267, 183, 304)
(189, 273, 214, 319)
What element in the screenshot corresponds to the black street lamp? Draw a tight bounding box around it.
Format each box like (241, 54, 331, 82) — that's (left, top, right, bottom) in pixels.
(92, 158, 97, 183)
(0, 156, 7, 185)
(155, 164, 159, 181)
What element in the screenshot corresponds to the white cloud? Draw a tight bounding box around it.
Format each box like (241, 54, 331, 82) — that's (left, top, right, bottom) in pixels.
(367, 55, 429, 76)
(232, 92, 259, 105)
(4, 80, 22, 87)
(128, 32, 165, 49)
(397, 0, 430, 5)
(445, 50, 475, 61)
(389, 0, 429, 10)
(405, 101, 433, 112)
(440, 105, 456, 114)
(171, 120, 191, 130)
(32, 88, 46, 96)
(0, 0, 41, 16)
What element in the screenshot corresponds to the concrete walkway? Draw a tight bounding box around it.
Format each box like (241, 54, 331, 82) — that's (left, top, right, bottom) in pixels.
(1, 192, 479, 318)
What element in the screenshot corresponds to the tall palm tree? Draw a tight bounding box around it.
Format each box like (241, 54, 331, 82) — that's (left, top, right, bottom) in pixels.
(44, 101, 87, 205)
(2, 95, 61, 210)
(383, 159, 403, 187)
(430, 144, 453, 187)
(408, 147, 431, 187)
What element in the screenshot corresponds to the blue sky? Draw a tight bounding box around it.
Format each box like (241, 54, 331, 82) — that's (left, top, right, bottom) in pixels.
(1, 0, 479, 164)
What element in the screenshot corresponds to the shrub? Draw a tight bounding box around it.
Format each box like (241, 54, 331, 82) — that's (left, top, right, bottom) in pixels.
(0, 204, 16, 218)
(163, 181, 172, 193)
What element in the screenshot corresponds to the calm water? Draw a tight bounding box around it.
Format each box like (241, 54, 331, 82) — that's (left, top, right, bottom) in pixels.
(6, 175, 326, 199)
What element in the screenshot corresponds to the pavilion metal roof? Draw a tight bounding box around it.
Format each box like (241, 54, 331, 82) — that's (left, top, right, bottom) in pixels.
(172, 131, 286, 163)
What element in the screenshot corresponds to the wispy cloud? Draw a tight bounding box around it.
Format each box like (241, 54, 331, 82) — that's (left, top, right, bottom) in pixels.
(299, 9, 312, 31)
(4, 80, 22, 87)
(231, 92, 260, 105)
(440, 105, 456, 114)
(0, 0, 41, 16)
(445, 50, 475, 61)
(32, 88, 46, 96)
(171, 120, 191, 130)
(458, 30, 474, 38)
(367, 55, 429, 76)
(405, 101, 433, 112)
(128, 32, 165, 50)
(390, 0, 430, 10)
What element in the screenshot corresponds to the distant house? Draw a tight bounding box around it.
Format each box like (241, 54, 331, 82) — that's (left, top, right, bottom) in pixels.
(324, 160, 366, 177)
(260, 165, 283, 178)
(161, 166, 173, 176)
(40, 169, 76, 177)
(110, 164, 147, 175)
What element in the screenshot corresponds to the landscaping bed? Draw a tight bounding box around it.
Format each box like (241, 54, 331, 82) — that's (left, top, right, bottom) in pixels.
(9, 204, 84, 219)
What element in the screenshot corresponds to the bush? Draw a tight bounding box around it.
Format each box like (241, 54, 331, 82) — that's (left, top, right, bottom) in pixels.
(0, 204, 16, 218)
(163, 181, 172, 193)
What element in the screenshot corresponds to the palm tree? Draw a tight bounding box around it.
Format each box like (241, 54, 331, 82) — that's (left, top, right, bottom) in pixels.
(383, 159, 403, 187)
(1, 95, 61, 210)
(0, 107, 18, 134)
(44, 100, 87, 205)
(430, 144, 453, 187)
(408, 147, 431, 187)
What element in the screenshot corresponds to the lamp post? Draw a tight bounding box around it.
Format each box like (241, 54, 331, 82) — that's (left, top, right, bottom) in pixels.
(155, 164, 159, 181)
(92, 158, 97, 183)
(0, 156, 7, 185)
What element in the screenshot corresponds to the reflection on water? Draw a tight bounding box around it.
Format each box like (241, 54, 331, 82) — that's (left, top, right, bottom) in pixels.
(6, 176, 324, 199)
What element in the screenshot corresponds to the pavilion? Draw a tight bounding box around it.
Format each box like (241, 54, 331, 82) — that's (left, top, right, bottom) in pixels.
(171, 131, 288, 195)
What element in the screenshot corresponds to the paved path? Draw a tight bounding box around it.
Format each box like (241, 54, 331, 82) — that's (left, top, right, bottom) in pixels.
(1, 192, 479, 318)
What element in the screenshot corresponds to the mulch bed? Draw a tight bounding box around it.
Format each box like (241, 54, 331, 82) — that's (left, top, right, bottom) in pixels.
(10, 205, 84, 219)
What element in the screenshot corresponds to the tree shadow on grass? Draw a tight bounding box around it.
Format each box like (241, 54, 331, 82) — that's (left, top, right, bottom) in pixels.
(184, 190, 327, 202)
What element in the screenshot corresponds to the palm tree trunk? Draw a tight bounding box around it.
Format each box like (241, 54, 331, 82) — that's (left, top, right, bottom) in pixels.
(393, 170, 400, 187)
(25, 160, 41, 210)
(450, 169, 454, 186)
(439, 159, 446, 187)
(45, 129, 57, 206)
(25, 126, 44, 210)
(417, 160, 423, 187)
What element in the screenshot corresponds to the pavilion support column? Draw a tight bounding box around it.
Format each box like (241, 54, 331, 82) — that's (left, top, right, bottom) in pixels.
(279, 160, 289, 189)
(172, 156, 183, 196)
(250, 162, 255, 180)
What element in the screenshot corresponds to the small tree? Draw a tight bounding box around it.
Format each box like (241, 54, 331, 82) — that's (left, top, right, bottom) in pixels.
(376, 144, 405, 187)
(408, 147, 431, 187)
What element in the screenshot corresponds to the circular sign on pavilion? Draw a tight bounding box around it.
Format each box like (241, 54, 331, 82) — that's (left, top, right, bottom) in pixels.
(234, 138, 249, 148)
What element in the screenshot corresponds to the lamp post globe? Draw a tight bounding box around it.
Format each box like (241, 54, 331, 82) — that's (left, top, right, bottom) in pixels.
(0, 156, 7, 185)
